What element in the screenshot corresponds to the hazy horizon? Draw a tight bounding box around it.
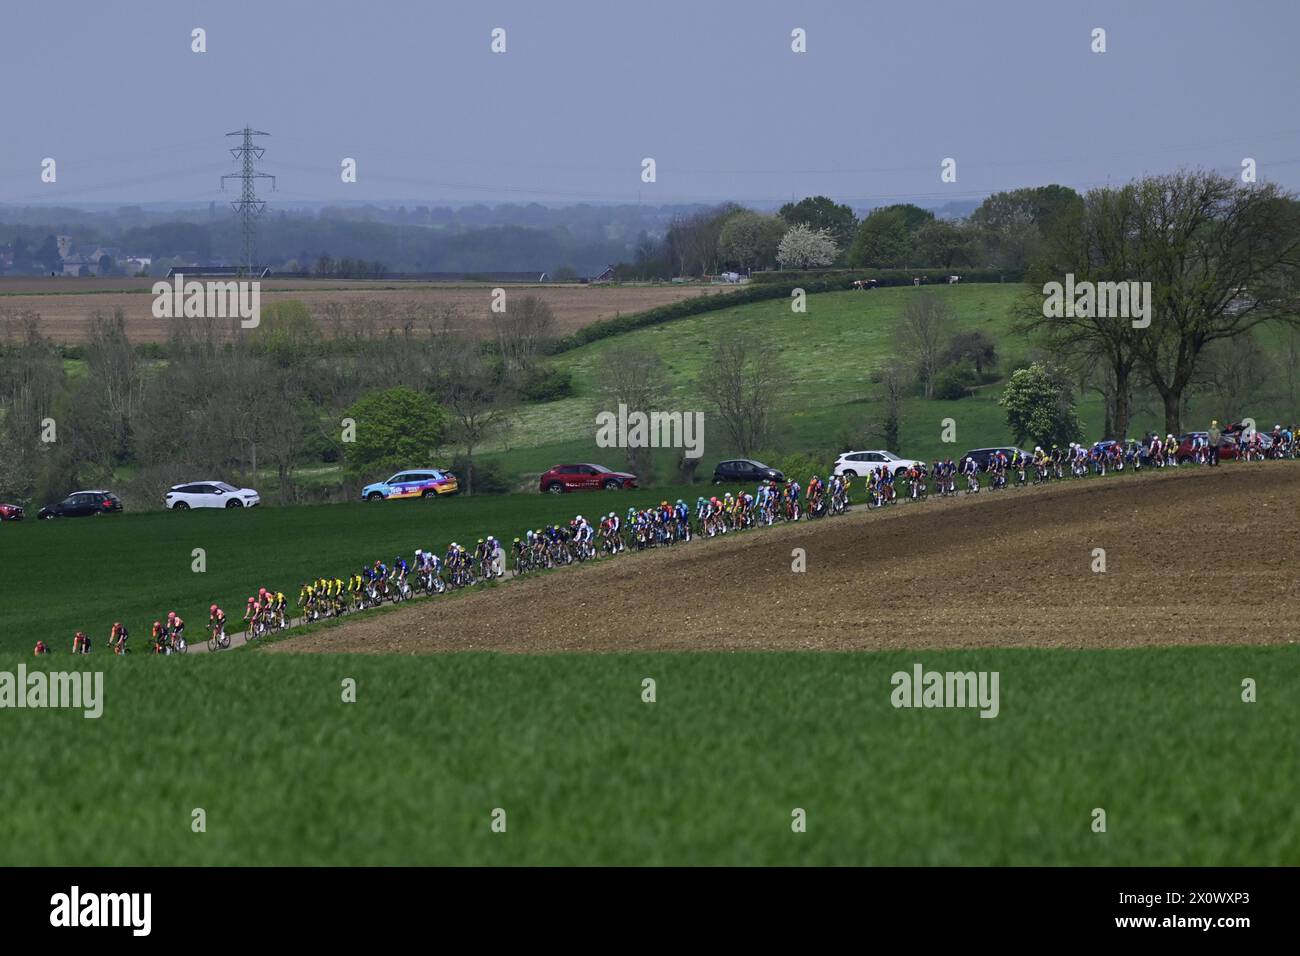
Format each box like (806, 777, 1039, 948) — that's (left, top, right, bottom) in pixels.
(0, 0, 1297, 209)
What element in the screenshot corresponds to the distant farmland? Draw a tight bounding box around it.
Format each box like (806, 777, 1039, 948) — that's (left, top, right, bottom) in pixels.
(0, 277, 737, 343)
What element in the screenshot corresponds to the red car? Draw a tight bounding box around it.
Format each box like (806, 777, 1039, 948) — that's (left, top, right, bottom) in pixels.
(0, 502, 25, 521)
(1175, 432, 1239, 463)
(539, 463, 638, 494)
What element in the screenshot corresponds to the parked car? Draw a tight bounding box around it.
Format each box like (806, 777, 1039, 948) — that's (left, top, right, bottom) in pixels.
(1221, 422, 1273, 451)
(832, 450, 923, 478)
(711, 459, 785, 484)
(361, 468, 459, 501)
(1175, 432, 1240, 463)
(165, 481, 261, 510)
(37, 490, 123, 520)
(538, 463, 637, 494)
(960, 447, 1032, 470)
(0, 502, 24, 521)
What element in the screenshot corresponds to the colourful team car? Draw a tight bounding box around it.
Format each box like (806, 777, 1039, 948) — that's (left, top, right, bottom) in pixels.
(361, 468, 460, 501)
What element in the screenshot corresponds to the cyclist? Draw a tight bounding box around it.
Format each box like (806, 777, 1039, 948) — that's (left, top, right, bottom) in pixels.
(674, 499, 691, 540)
(209, 604, 227, 641)
(34, 640, 50, 656)
(246, 595, 264, 631)
(109, 621, 129, 654)
(167, 611, 186, 649)
(72, 630, 90, 654)
(150, 619, 168, 654)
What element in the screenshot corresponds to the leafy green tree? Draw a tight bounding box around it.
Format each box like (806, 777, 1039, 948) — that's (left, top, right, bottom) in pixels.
(778, 196, 858, 251)
(846, 204, 934, 268)
(36, 236, 63, 273)
(970, 185, 1083, 271)
(970, 185, 1083, 235)
(1029, 171, 1300, 435)
(341, 386, 449, 478)
(718, 211, 785, 272)
(999, 363, 1083, 448)
(914, 219, 976, 269)
(250, 300, 320, 369)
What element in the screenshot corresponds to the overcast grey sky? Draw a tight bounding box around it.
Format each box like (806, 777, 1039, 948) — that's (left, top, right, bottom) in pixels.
(1, 0, 1297, 207)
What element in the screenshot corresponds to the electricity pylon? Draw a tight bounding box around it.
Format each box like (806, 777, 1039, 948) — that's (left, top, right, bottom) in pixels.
(221, 127, 275, 277)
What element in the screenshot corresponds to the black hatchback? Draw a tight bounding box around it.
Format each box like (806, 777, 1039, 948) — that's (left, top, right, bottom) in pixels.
(38, 490, 124, 519)
(960, 447, 1030, 471)
(712, 459, 786, 484)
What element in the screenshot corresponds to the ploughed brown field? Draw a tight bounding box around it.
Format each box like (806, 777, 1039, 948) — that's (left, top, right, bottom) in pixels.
(0, 277, 735, 343)
(266, 463, 1300, 655)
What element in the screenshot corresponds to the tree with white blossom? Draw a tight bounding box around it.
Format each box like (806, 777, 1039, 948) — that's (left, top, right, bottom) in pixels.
(777, 224, 838, 269)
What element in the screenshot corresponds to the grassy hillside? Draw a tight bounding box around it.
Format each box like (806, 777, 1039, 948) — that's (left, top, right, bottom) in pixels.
(0, 483, 736, 654)
(476, 283, 1299, 480)
(501, 285, 1025, 447)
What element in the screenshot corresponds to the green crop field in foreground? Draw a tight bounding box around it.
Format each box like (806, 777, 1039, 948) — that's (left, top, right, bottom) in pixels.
(0, 647, 1294, 865)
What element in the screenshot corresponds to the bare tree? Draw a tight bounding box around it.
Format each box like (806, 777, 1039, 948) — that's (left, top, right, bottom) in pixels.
(0, 313, 66, 501)
(895, 293, 956, 399)
(492, 295, 555, 372)
(864, 361, 907, 451)
(698, 340, 790, 456)
(1199, 332, 1277, 421)
(0, 311, 65, 424)
(83, 310, 145, 460)
(597, 345, 670, 413)
(596, 345, 671, 475)
(438, 341, 510, 495)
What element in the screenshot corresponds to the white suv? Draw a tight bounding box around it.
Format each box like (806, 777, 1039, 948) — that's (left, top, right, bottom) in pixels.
(832, 450, 923, 478)
(165, 480, 261, 510)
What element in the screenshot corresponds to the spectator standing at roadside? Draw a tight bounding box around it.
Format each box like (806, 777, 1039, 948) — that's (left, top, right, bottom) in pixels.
(1207, 420, 1221, 466)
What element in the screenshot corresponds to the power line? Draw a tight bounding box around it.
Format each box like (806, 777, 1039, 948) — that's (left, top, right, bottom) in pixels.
(221, 127, 275, 276)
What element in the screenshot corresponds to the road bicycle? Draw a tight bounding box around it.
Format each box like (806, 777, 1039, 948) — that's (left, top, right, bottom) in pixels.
(207, 624, 231, 652)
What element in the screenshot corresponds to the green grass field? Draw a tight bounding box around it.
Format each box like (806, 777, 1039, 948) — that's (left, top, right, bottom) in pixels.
(4, 283, 1297, 867)
(475, 284, 1299, 479)
(1, 647, 1293, 865)
(0, 483, 741, 655)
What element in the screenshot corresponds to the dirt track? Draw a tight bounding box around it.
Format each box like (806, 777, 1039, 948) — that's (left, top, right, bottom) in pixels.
(266, 464, 1300, 655)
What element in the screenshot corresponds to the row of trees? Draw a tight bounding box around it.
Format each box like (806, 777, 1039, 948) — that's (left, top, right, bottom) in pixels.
(615, 186, 1088, 279)
(620, 202, 847, 278)
(842, 172, 1300, 448)
(0, 294, 568, 507)
(1021, 170, 1300, 437)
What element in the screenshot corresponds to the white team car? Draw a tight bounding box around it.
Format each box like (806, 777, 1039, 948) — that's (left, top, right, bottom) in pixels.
(165, 480, 261, 510)
(832, 450, 923, 478)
